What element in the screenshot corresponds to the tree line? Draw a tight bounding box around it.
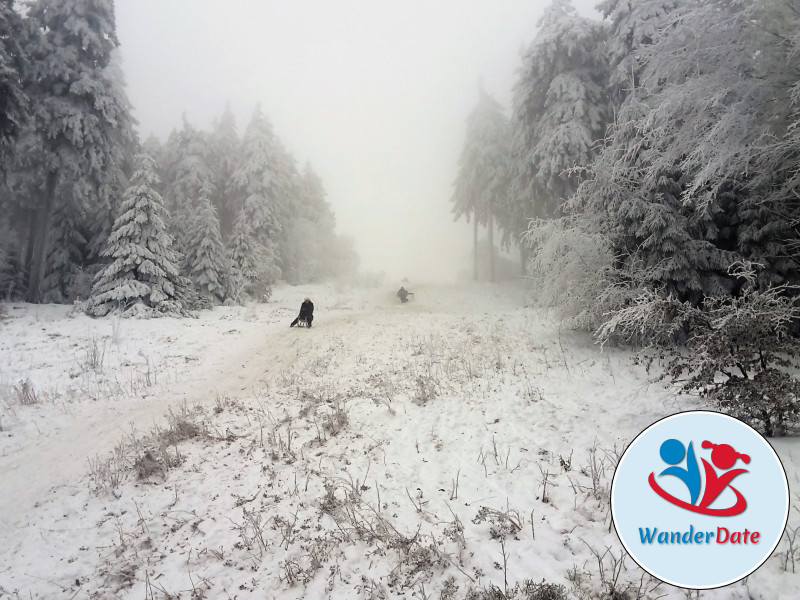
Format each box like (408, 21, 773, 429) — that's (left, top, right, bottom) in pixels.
(0, 0, 357, 315)
(452, 0, 800, 434)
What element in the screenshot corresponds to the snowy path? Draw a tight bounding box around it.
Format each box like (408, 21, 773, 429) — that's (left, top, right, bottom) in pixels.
(1, 283, 797, 600)
(0, 288, 365, 530)
(0, 284, 450, 531)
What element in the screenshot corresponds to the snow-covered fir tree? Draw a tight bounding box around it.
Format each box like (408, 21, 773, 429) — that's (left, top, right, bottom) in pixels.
(139, 134, 166, 201)
(182, 186, 230, 305)
(528, 0, 800, 334)
(634, 0, 767, 207)
(23, 0, 135, 303)
(0, 0, 30, 166)
(597, 0, 680, 104)
(451, 86, 511, 281)
(743, 0, 800, 286)
(229, 106, 290, 278)
(227, 208, 257, 296)
(85, 49, 138, 261)
(574, 0, 791, 298)
(209, 103, 241, 239)
(141, 135, 164, 166)
(510, 0, 609, 221)
(228, 207, 279, 301)
(88, 154, 188, 317)
(279, 163, 338, 283)
(162, 116, 214, 215)
(39, 49, 137, 302)
(41, 191, 86, 302)
(296, 163, 333, 229)
(161, 115, 215, 257)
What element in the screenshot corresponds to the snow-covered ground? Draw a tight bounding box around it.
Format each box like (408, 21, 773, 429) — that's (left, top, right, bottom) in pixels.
(0, 282, 797, 599)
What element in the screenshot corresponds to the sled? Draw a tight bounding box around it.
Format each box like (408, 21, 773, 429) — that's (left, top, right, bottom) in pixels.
(296, 318, 310, 327)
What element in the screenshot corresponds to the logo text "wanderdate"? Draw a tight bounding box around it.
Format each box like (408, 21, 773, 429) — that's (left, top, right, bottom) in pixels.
(638, 525, 760, 545)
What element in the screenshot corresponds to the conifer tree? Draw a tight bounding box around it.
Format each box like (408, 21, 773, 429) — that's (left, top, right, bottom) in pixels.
(510, 0, 609, 221)
(278, 163, 340, 283)
(742, 1, 800, 286)
(86, 49, 138, 261)
(161, 116, 214, 258)
(182, 186, 230, 305)
(597, 0, 680, 105)
(451, 86, 511, 281)
(229, 208, 257, 283)
(296, 163, 334, 229)
(634, 0, 765, 207)
(163, 116, 213, 214)
(23, 0, 135, 302)
(0, 0, 30, 168)
(88, 155, 187, 317)
(209, 104, 240, 239)
(41, 193, 85, 302)
(574, 0, 783, 298)
(229, 106, 288, 279)
(228, 207, 279, 300)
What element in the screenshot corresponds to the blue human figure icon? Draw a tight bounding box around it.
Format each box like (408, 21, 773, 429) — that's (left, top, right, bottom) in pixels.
(658, 439, 701, 505)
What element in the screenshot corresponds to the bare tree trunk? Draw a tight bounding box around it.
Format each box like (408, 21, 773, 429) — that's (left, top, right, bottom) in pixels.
(220, 206, 233, 241)
(520, 240, 528, 276)
(488, 207, 495, 283)
(473, 211, 478, 281)
(26, 171, 58, 303)
(217, 194, 234, 241)
(22, 209, 37, 287)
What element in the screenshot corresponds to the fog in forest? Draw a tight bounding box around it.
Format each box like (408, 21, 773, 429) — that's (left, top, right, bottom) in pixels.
(115, 0, 598, 284)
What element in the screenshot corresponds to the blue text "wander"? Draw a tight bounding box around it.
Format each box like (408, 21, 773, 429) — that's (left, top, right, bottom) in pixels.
(639, 526, 714, 544)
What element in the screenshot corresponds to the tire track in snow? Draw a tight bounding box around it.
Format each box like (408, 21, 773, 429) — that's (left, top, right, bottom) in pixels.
(0, 310, 347, 530)
(0, 284, 517, 530)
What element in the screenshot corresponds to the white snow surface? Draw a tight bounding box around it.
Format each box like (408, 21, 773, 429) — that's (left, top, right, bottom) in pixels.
(0, 282, 797, 599)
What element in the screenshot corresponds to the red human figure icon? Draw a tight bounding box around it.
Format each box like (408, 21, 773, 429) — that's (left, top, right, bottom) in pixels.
(698, 441, 750, 512)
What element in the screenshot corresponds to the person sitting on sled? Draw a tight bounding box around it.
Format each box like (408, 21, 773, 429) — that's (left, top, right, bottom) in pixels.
(290, 297, 314, 327)
(397, 286, 412, 303)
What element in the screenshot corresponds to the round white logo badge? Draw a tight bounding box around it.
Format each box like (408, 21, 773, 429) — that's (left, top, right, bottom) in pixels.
(611, 411, 789, 589)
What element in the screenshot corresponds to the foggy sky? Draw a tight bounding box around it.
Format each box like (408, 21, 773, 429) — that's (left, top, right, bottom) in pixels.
(115, 1, 600, 283)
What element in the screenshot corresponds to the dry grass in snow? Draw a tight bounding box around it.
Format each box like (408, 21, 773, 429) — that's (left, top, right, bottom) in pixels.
(0, 282, 798, 599)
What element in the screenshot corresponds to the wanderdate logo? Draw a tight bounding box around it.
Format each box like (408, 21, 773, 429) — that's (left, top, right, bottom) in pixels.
(649, 438, 749, 517)
(611, 411, 789, 589)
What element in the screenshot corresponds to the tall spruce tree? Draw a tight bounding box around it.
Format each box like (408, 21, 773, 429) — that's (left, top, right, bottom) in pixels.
(228, 207, 279, 300)
(0, 0, 30, 168)
(278, 163, 340, 283)
(229, 106, 288, 279)
(41, 190, 85, 302)
(86, 48, 138, 260)
(297, 163, 334, 228)
(510, 0, 609, 222)
(741, 0, 800, 285)
(182, 186, 230, 305)
(451, 86, 511, 281)
(634, 0, 766, 206)
(88, 154, 187, 317)
(161, 115, 214, 258)
(597, 0, 680, 105)
(575, 0, 787, 298)
(24, 0, 134, 302)
(40, 49, 137, 302)
(228, 207, 257, 294)
(209, 103, 240, 239)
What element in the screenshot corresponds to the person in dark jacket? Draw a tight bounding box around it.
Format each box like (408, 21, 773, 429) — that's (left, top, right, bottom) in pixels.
(397, 286, 413, 303)
(290, 297, 314, 327)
